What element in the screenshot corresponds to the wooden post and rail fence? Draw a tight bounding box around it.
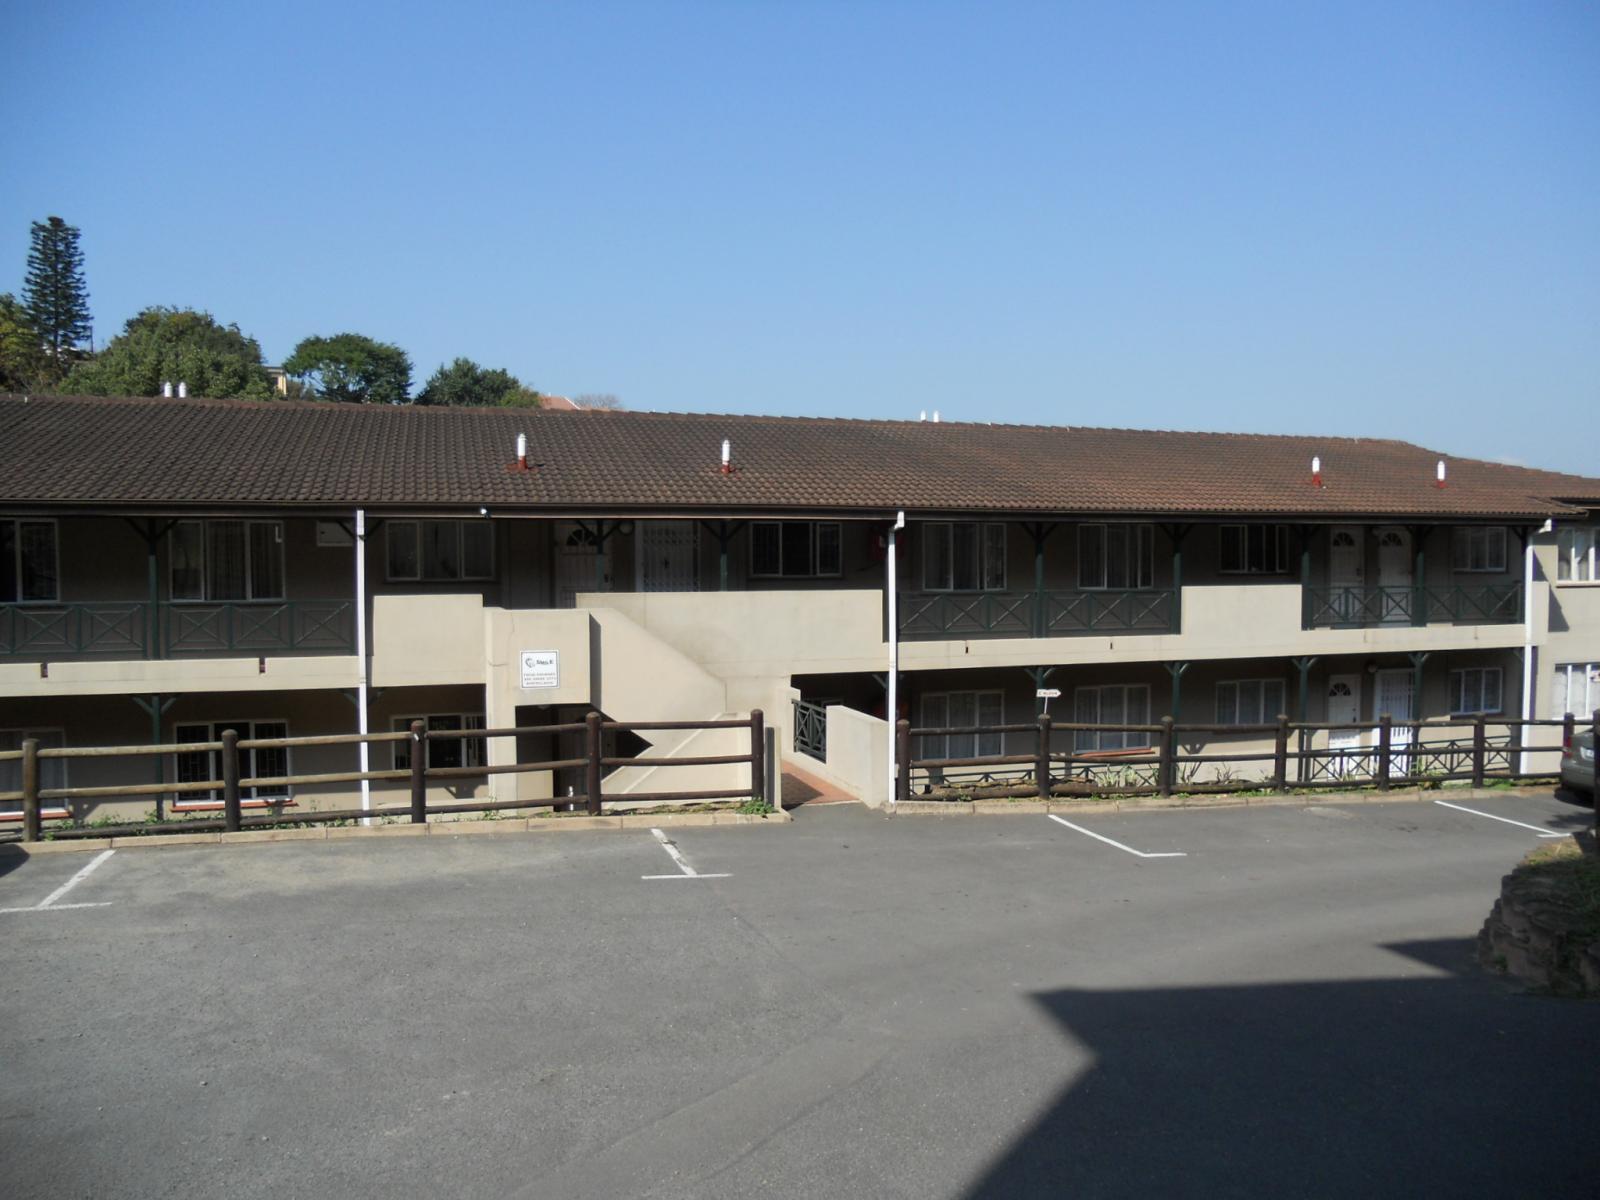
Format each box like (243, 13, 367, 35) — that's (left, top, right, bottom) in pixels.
(2, 710, 769, 843)
(896, 710, 1600, 813)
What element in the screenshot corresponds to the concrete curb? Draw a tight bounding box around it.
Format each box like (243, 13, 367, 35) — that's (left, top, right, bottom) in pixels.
(3, 808, 791, 853)
(892, 785, 1560, 817)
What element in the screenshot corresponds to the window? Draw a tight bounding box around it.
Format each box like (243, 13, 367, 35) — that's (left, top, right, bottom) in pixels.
(1452, 527, 1507, 573)
(1551, 663, 1599, 720)
(918, 691, 1005, 760)
(169, 520, 285, 601)
(923, 523, 1005, 591)
(386, 521, 495, 582)
(1219, 524, 1290, 574)
(1557, 526, 1597, 583)
(172, 720, 290, 807)
(1449, 668, 1503, 716)
(0, 728, 66, 819)
(749, 521, 842, 578)
(1078, 524, 1154, 589)
(1216, 679, 1287, 726)
(393, 714, 487, 771)
(1073, 684, 1152, 751)
(1, 519, 59, 602)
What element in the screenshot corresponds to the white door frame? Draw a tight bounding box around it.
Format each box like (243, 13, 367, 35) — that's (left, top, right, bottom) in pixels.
(1374, 668, 1416, 749)
(1376, 528, 1413, 624)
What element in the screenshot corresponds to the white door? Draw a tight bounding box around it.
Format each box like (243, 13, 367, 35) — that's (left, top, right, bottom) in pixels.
(639, 520, 699, 593)
(1375, 670, 1416, 772)
(556, 523, 609, 608)
(1376, 528, 1413, 624)
(1328, 526, 1363, 624)
(1326, 674, 1361, 779)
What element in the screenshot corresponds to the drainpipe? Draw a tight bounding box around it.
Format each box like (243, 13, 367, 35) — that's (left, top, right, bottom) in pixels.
(355, 508, 371, 820)
(886, 510, 906, 808)
(1518, 521, 1546, 776)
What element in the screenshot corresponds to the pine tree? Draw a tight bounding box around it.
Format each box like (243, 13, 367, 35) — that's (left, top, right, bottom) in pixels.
(22, 216, 92, 380)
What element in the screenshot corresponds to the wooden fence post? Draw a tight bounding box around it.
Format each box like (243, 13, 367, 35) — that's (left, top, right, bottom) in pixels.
(1036, 714, 1052, 801)
(750, 709, 766, 806)
(585, 710, 603, 815)
(409, 719, 427, 823)
(1471, 714, 1486, 788)
(1159, 716, 1175, 797)
(1562, 711, 1575, 752)
(1272, 714, 1289, 792)
(896, 719, 911, 804)
(1376, 714, 1392, 792)
(20, 737, 40, 843)
(1591, 711, 1599, 828)
(221, 728, 242, 832)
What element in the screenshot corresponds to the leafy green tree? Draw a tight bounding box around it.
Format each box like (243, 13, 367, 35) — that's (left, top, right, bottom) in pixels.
(415, 357, 541, 407)
(283, 332, 412, 404)
(21, 216, 91, 379)
(64, 307, 275, 399)
(0, 293, 45, 391)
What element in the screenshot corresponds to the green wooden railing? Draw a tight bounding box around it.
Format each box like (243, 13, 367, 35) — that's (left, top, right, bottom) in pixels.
(1, 600, 357, 659)
(1302, 583, 1521, 629)
(899, 589, 1178, 641)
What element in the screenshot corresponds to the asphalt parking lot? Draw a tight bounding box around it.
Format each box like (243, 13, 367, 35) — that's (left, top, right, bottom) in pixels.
(3, 791, 1597, 1199)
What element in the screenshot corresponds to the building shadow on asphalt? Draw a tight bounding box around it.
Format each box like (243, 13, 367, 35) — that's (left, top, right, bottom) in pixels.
(962, 939, 1599, 1199)
(0, 844, 29, 879)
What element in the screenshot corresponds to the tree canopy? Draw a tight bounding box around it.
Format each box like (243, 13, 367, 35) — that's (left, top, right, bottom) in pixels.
(64, 306, 275, 399)
(22, 216, 91, 381)
(0, 294, 44, 391)
(283, 333, 412, 404)
(415, 357, 541, 407)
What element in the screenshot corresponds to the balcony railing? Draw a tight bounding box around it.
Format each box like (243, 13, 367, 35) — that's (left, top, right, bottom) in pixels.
(1, 600, 357, 660)
(1302, 584, 1521, 629)
(899, 589, 1178, 641)
(793, 698, 827, 758)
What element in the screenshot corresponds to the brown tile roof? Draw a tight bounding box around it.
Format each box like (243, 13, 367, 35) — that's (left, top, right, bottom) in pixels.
(0, 393, 1594, 520)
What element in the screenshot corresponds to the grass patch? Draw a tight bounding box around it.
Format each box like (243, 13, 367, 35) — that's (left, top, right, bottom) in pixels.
(1515, 840, 1600, 946)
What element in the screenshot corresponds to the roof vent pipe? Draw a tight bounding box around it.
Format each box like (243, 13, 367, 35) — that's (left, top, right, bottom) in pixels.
(932, 410, 941, 423)
(515, 432, 528, 471)
(177, 381, 188, 399)
(1311, 455, 1322, 488)
(1436, 459, 1447, 488)
(162, 381, 173, 398)
(720, 438, 732, 474)
(919, 411, 927, 422)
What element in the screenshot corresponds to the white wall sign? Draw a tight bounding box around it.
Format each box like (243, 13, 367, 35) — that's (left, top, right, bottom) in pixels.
(520, 650, 559, 689)
(1035, 688, 1061, 699)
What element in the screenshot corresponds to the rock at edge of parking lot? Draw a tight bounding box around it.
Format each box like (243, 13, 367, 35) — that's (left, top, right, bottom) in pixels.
(1478, 832, 1600, 998)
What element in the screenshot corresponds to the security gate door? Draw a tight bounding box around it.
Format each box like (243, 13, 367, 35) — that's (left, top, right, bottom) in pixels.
(640, 521, 700, 592)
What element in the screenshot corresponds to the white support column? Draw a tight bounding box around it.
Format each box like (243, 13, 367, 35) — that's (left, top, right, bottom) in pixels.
(355, 508, 371, 820)
(886, 510, 906, 808)
(1518, 524, 1540, 776)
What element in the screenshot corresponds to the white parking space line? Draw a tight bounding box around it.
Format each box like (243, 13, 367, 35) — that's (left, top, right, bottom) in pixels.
(1432, 800, 1568, 838)
(1046, 814, 1187, 859)
(642, 828, 730, 880)
(0, 849, 116, 915)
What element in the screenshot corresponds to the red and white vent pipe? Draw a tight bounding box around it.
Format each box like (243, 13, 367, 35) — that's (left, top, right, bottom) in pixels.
(516, 433, 528, 471)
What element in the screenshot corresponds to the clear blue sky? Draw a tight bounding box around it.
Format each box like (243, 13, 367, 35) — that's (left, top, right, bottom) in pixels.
(2, 1, 1596, 471)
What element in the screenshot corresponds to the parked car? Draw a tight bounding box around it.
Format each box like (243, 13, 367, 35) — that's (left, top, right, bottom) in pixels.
(1560, 727, 1596, 797)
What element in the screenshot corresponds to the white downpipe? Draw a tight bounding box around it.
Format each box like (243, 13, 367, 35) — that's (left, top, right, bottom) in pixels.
(356, 508, 371, 820)
(1518, 522, 1545, 776)
(886, 510, 906, 808)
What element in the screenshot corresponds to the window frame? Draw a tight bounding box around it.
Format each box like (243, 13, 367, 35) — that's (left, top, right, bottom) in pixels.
(1072, 684, 1153, 752)
(1077, 523, 1155, 590)
(168, 519, 286, 603)
(1218, 523, 1291, 575)
(748, 521, 844, 580)
(1556, 526, 1598, 584)
(392, 713, 488, 771)
(1448, 667, 1504, 717)
(171, 718, 293, 810)
(1, 517, 61, 604)
(0, 727, 68, 820)
(918, 690, 1006, 760)
(922, 522, 1007, 592)
(1551, 662, 1599, 720)
(1451, 527, 1508, 574)
(1214, 678, 1288, 726)
(385, 520, 497, 583)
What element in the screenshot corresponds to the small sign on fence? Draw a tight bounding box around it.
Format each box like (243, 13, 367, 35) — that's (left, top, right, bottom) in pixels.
(1035, 688, 1061, 699)
(520, 650, 559, 689)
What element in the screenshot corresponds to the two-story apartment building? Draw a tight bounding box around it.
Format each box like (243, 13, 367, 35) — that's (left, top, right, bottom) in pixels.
(2, 393, 1597, 819)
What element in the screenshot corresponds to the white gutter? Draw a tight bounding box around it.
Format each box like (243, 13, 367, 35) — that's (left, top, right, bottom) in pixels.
(1518, 520, 1547, 776)
(886, 510, 906, 808)
(356, 508, 371, 821)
